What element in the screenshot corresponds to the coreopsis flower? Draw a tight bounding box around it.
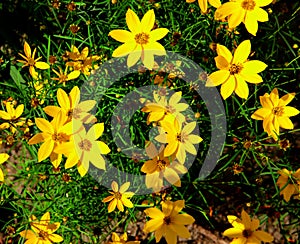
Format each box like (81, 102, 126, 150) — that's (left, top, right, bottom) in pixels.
(155, 120, 203, 164)
(141, 143, 187, 192)
(141, 91, 188, 125)
(144, 200, 195, 244)
(28, 111, 73, 167)
(251, 88, 300, 140)
(43, 86, 97, 125)
(214, 0, 273, 36)
(54, 123, 110, 176)
(52, 66, 80, 85)
(17, 41, 50, 79)
(206, 40, 267, 100)
(186, 0, 221, 13)
(0, 153, 9, 182)
(223, 209, 274, 243)
(0, 102, 27, 133)
(107, 232, 140, 244)
(276, 168, 300, 202)
(109, 9, 169, 69)
(102, 181, 134, 213)
(20, 212, 63, 243)
(65, 46, 101, 75)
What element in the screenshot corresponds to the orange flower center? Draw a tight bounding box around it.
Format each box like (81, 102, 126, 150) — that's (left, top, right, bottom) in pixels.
(157, 159, 168, 170)
(114, 192, 122, 200)
(163, 216, 172, 225)
(38, 230, 49, 240)
(52, 132, 69, 143)
(165, 105, 176, 114)
(134, 32, 150, 45)
(272, 106, 284, 116)
(28, 57, 36, 66)
(242, 229, 253, 238)
(78, 139, 92, 151)
(177, 132, 188, 143)
(241, 0, 256, 10)
(59, 74, 68, 83)
(229, 64, 243, 75)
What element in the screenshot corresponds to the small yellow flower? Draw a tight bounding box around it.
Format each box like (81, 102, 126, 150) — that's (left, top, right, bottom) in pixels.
(215, 0, 273, 36)
(0, 153, 9, 182)
(186, 0, 221, 13)
(102, 181, 134, 213)
(155, 120, 203, 164)
(28, 111, 73, 167)
(141, 143, 187, 192)
(206, 40, 267, 100)
(251, 88, 299, 140)
(17, 41, 50, 79)
(223, 209, 274, 243)
(276, 168, 300, 202)
(43, 86, 97, 124)
(107, 232, 140, 244)
(54, 123, 110, 177)
(141, 91, 188, 125)
(20, 212, 63, 244)
(144, 200, 195, 244)
(52, 66, 80, 85)
(109, 9, 169, 69)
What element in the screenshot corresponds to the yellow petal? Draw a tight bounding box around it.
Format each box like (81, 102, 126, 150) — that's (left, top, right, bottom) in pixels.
(111, 181, 119, 192)
(164, 141, 178, 157)
(142, 50, 155, 70)
(127, 46, 142, 67)
(65, 153, 79, 169)
(109, 30, 134, 43)
(242, 60, 267, 74)
(116, 199, 124, 211)
(228, 9, 245, 28)
(0, 111, 11, 120)
(144, 207, 164, 219)
(43, 106, 61, 118)
(149, 28, 169, 42)
(28, 133, 44, 145)
(170, 224, 191, 238)
(35, 118, 54, 134)
(214, 2, 239, 20)
(0, 168, 4, 182)
(277, 116, 294, 129)
(87, 123, 104, 140)
(239, 73, 263, 83)
(244, 12, 258, 36)
(121, 197, 134, 208)
(216, 44, 233, 63)
(15, 104, 24, 118)
(252, 7, 269, 22)
(141, 9, 155, 33)
(234, 75, 249, 99)
(108, 198, 117, 212)
(251, 108, 270, 120)
(173, 214, 195, 225)
(35, 61, 50, 69)
(208, 0, 221, 8)
(102, 195, 114, 203)
(270, 88, 279, 107)
(119, 182, 130, 193)
(251, 218, 260, 231)
(24, 41, 32, 58)
(96, 141, 110, 154)
(77, 100, 96, 112)
(256, 0, 273, 6)
(233, 40, 251, 64)
(198, 0, 208, 13)
(171, 200, 185, 216)
(57, 88, 71, 110)
(253, 230, 274, 242)
(215, 55, 229, 70)
(0, 153, 10, 164)
(38, 140, 54, 162)
(48, 233, 64, 243)
(112, 42, 136, 57)
(223, 228, 243, 238)
(145, 42, 166, 55)
(165, 229, 177, 244)
(67, 70, 80, 81)
(241, 210, 251, 229)
(207, 70, 230, 87)
(220, 75, 235, 100)
(283, 106, 300, 117)
(126, 9, 141, 34)
(143, 219, 164, 233)
(278, 93, 295, 106)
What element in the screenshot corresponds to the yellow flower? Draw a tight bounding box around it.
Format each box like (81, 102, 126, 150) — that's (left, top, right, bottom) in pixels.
(143, 200, 195, 244)
(215, 0, 273, 36)
(109, 9, 169, 69)
(17, 41, 50, 79)
(28, 111, 73, 167)
(0, 102, 27, 133)
(107, 232, 140, 244)
(141, 91, 188, 125)
(186, 0, 221, 13)
(223, 209, 274, 243)
(276, 168, 300, 202)
(43, 86, 97, 125)
(54, 123, 110, 176)
(66, 46, 101, 75)
(52, 66, 80, 85)
(206, 40, 267, 100)
(155, 120, 203, 164)
(102, 181, 134, 213)
(20, 212, 63, 244)
(141, 143, 187, 192)
(0, 153, 9, 182)
(251, 88, 299, 141)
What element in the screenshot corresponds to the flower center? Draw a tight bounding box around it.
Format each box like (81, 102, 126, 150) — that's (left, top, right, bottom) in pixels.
(78, 139, 92, 151)
(52, 132, 69, 143)
(60, 74, 68, 83)
(134, 32, 150, 45)
(72, 107, 82, 119)
(38, 230, 49, 240)
(272, 106, 284, 116)
(157, 159, 168, 170)
(177, 132, 188, 143)
(241, 0, 256, 10)
(229, 64, 243, 75)
(28, 57, 36, 66)
(163, 216, 172, 225)
(242, 229, 253, 238)
(114, 192, 122, 200)
(165, 105, 176, 114)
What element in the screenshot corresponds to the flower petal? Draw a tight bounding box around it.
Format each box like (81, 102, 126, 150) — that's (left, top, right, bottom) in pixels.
(35, 62, 50, 69)
(149, 28, 169, 42)
(233, 40, 251, 64)
(126, 9, 141, 34)
(220, 75, 235, 100)
(253, 230, 274, 242)
(207, 70, 230, 87)
(283, 106, 300, 117)
(112, 42, 137, 57)
(141, 9, 155, 33)
(216, 44, 233, 63)
(277, 116, 294, 129)
(109, 30, 134, 43)
(234, 75, 249, 99)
